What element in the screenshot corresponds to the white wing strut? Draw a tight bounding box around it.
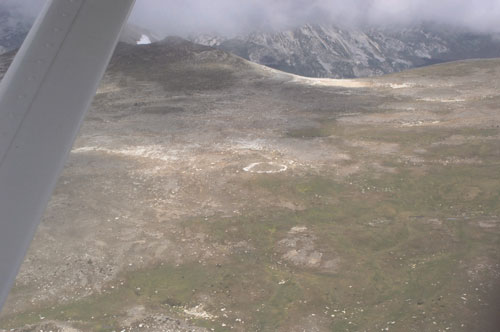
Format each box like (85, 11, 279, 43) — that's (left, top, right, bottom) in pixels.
(0, 0, 136, 310)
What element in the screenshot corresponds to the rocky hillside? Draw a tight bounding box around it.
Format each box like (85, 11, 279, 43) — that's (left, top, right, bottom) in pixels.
(3, 1, 500, 79)
(192, 23, 500, 78)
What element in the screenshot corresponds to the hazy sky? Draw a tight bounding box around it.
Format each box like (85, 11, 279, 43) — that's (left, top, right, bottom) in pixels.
(4, 0, 500, 36)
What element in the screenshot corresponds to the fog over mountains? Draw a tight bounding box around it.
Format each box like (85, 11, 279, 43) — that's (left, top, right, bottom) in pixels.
(1, 3, 500, 78)
(192, 23, 500, 78)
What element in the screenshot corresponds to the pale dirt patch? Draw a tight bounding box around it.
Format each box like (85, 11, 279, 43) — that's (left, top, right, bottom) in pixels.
(277, 226, 339, 273)
(381, 83, 416, 89)
(467, 257, 500, 282)
(413, 148, 428, 154)
(367, 218, 391, 227)
(400, 120, 441, 127)
(418, 97, 466, 103)
(425, 218, 444, 228)
(283, 250, 323, 268)
(333, 162, 363, 177)
(346, 140, 400, 155)
(285, 313, 331, 332)
(96, 82, 122, 94)
(123, 305, 147, 326)
(290, 75, 372, 88)
(183, 304, 216, 320)
(251, 61, 371, 88)
(290, 226, 308, 234)
(431, 134, 500, 146)
(432, 135, 470, 146)
(371, 162, 398, 175)
(72, 145, 180, 162)
(126, 314, 209, 332)
(0, 321, 83, 332)
(434, 157, 484, 165)
(243, 162, 288, 174)
(230, 138, 267, 151)
(337, 111, 441, 127)
(478, 219, 499, 229)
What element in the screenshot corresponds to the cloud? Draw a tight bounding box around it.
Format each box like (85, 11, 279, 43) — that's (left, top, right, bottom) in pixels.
(1, 0, 45, 18)
(129, 0, 500, 36)
(3, 0, 500, 36)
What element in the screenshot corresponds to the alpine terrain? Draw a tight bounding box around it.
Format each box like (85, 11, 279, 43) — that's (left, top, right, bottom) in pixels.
(192, 23, 500, 78)
(0, 37, 499, 331)
(2, 2, 500, 79)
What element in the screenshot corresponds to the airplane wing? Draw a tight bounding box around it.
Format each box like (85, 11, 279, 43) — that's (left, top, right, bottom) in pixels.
(0, 0, 136, 309)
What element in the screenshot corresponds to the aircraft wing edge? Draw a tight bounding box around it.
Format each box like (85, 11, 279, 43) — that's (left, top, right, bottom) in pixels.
(0, 0, 136, 310)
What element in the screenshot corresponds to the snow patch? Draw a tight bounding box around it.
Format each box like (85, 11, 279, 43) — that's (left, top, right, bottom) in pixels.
(137, 34, 151, 45)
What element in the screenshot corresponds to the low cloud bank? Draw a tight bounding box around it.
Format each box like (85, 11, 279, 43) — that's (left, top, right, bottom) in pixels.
(4, 0, 500, 37)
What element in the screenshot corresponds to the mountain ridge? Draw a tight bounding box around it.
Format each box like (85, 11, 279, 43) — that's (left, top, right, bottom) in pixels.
(1, 3, 500, 78)
(191, 23, 500, 78)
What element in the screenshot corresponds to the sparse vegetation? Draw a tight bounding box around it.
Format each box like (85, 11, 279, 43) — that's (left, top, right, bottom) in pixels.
(1, 42, 499, 331)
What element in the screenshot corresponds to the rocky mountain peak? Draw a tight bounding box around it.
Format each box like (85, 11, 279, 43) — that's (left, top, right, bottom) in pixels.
(195, 23, 500, 78)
